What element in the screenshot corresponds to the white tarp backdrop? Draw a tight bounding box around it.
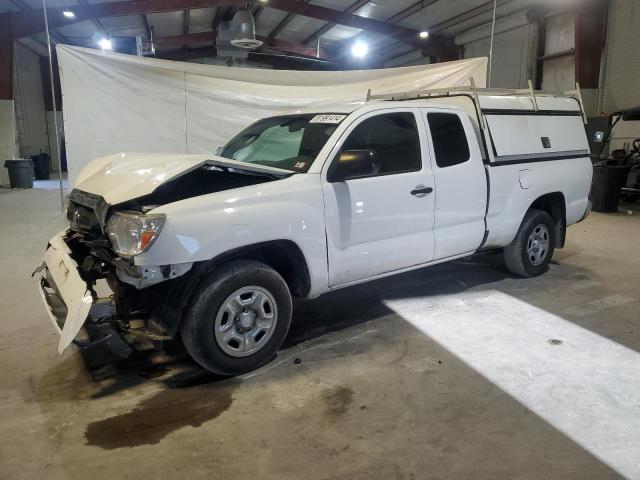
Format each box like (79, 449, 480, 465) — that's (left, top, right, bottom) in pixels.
(57, 45, 487, 185)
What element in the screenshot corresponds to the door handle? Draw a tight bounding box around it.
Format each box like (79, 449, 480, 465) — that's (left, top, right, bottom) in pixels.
(410, 186, 433, 196)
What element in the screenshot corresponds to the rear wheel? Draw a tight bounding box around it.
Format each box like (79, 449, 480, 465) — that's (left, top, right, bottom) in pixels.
(504, 209, 556, 277)
(181, 259, 292, 375)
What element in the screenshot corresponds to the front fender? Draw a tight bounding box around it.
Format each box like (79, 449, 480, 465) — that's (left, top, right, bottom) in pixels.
(135, 174, 329, 297)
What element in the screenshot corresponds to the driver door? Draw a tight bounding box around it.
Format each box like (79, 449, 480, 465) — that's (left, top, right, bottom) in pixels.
(321, 108, 436, 287)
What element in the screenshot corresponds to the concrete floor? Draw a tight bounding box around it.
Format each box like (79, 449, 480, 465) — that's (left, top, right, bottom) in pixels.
(2, 186, 640, 480)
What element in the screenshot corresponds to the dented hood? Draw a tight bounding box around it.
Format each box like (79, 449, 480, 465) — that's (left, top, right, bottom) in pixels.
(74, 152, 292, 205)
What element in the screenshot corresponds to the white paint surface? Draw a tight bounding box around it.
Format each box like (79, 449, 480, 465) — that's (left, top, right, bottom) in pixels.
(386, 290, 640, 479)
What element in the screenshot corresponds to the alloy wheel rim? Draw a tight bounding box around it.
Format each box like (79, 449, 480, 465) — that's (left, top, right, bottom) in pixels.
(214, 286, 278, 358)
(526, 224, 550, 266)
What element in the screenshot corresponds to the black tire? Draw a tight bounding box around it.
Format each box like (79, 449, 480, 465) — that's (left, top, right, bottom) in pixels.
(180, 259, 292, 375)
(503, 209, 556, 277)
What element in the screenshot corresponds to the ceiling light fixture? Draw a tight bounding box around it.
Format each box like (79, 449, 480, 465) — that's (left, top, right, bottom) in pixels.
(62, 10, 75, 18)
(351, 40, 368, 59)
(418, 0, 429, 40)
(98, 38, 112, 50)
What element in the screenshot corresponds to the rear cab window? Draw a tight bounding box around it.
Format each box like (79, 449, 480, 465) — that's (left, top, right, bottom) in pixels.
(427, 112, 470, 168)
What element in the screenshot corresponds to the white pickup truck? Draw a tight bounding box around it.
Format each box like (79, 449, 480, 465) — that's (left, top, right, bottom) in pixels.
(36, 87, 592, 375)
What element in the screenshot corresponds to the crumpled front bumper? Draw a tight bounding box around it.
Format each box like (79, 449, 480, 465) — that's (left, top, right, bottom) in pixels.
(36, 231, 94, 355)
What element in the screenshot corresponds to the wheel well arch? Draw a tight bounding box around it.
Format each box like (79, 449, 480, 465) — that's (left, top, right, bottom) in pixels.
(151, 240, 311, 337)
(203, 240, 312, 298)
(528, 192, 567, 248)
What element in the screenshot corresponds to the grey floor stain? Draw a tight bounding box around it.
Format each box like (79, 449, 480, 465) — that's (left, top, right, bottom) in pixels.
(85, 384, 234, 449)
(323, 386, 354, 418)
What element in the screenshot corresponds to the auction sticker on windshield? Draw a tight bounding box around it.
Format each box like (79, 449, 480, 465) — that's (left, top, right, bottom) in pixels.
(309, 114, 346, 124)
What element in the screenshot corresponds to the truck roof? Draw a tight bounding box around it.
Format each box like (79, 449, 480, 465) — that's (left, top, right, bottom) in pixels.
(283, 91, 581, 118)
(282, 104, 364, 116)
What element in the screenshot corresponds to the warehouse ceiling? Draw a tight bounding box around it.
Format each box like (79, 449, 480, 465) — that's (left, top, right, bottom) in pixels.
(2, 0, 585, 68)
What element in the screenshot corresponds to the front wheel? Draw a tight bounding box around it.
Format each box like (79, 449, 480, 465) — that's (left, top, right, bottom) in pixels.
(181, 259, 292, 375)
(503, 209, 556, 277)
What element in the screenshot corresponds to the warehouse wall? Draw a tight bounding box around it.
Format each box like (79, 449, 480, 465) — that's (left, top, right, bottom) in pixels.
(0, 100, 17, 185)
(461, 20, 536, 89)
(540, 13, 575, 90)
(599, 0, 640, 113)
(458, 1, 638, 114)
(13, 43, 50, 164)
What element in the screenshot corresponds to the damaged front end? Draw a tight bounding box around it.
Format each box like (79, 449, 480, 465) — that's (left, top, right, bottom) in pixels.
(36, 192, 194, 357)
(35, 158, 289, 357)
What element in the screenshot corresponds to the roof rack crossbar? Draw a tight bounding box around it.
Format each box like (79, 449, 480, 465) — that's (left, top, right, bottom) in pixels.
(469, 76, 485, 130)
(528, 79, 539, 111)
(365, 78, 588, 126)
(366, 79, 584, 105)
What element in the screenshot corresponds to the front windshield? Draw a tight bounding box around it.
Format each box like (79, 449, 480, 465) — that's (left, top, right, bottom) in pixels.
(219, 113, 346, 173)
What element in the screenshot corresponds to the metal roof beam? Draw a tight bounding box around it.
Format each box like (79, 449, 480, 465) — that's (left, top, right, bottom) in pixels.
(157, 46, 336, 69)
(301, 0, 369, 45)
(9, 0, 70, 46)
(266, 0, 449, 52)
(11, 0, 246, 39)
(267, 0, 310, 40)
(147, 30, 332, 61)
(76, 0, 110, 40)
(10, 0, 450, 54)
(378, 0, 515, 59)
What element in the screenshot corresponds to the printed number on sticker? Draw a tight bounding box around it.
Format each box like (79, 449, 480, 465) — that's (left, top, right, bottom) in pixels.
(310, 114, 346, 124)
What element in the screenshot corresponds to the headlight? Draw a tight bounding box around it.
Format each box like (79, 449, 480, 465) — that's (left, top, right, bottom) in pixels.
(106, 212, 166, 256)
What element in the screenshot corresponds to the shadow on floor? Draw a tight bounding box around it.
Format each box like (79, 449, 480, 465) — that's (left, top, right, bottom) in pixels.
(27, 251, 631, 477)
(68, 242, 636, 400)
(71, 252, 512, 396)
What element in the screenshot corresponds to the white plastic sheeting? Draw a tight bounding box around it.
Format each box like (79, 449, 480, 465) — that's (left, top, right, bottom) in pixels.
(57, 45, 487, 185)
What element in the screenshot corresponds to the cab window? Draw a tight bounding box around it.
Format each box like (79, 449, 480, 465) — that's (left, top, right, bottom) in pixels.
(340, 112, 422, 175)
(427, 112, 470, 168)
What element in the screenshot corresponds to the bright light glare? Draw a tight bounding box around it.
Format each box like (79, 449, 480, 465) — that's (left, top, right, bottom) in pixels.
(98, 38, 112, 50)
(419, 31, 429, 39)
(351, 41, 369, 59)
(62, 10, 75, 18)
(385, 290, 640, 479)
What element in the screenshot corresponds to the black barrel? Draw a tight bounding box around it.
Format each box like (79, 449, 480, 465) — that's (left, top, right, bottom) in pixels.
(32, 153, 51, 180)
(591, 163, 629, 212)
(4, 159, 34, 189)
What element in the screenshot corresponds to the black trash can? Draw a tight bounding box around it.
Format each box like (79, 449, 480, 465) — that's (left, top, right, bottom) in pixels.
(4, 159, 34, 189)
(591, 162, 629, 212)
(32, 153, 51, 180)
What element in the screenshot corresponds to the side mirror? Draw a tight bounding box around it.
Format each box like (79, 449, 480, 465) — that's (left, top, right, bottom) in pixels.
(329, 149, 380, 182)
